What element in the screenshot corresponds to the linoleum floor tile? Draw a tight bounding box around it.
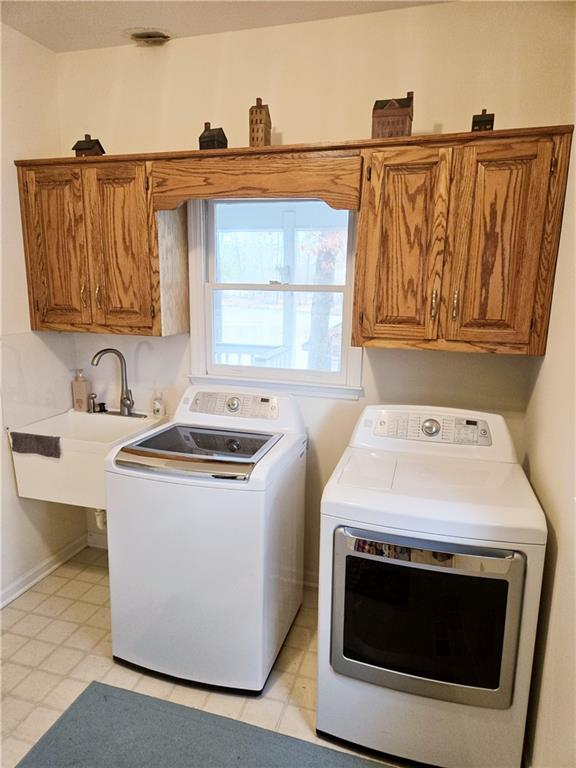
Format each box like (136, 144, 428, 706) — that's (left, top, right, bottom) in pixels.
(31, 574, 69, 596)
(63, 625, 107, 652)
(1, 633, 30, 660)
(1, 736, 34, 768)
(10, 638, 57, 667)
(10, 614, 52, 639)
(58, 600, 100, 624)
(1, 663, 32, 694)
(1, 607, 27, 631)
(38, 646, 86, 675)
(13, 705, 62, 742)
(42, 677, 90, 710)
(11, 669, 62, 703)
(277, 703, 317, 741)
(36, 619, 78, 645)
(1, 696, 35, 735)
(32, 595, 73, 619)
(203, 691, 246, 719)
(10, 591, 47, 613)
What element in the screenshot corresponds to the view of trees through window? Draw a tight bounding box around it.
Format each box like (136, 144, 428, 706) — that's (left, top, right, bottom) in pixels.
(210, 201, 349, 373)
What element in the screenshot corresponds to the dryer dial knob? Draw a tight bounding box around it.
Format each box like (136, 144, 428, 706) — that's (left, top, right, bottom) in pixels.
(422, 418, 441, 437)
(226, 396, 241, 413)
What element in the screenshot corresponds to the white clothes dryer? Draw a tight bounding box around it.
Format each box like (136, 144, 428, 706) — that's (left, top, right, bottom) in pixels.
(105, 385, 307, 692)
(317, 405, 546, 768)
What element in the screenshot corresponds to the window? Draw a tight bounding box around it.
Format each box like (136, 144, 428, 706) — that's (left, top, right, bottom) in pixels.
(189, 199, 362, 397)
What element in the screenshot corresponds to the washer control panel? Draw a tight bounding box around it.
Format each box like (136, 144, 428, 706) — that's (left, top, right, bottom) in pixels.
(190, 391, 279, 419)
(374, 410, 492, 445)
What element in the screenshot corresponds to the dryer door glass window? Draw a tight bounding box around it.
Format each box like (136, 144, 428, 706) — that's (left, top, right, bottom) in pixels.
(331, 527, 526, 708)
(343, 555, 507, 688)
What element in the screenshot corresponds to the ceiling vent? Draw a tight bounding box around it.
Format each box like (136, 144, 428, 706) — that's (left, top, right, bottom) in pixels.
(129, 29, 171, 46)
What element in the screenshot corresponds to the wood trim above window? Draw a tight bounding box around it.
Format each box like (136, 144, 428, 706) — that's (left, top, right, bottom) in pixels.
(153, 153, 363, 211)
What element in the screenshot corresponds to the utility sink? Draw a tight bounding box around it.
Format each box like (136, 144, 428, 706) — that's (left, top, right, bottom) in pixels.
(10, 410, 163, 509)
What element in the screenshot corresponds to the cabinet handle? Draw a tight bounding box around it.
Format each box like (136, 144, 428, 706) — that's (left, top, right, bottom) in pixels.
(430, 289, 438, 320)
(80, 284, 87, 307)
(95, 285, 102, 309)
(451, 289, 459, 320)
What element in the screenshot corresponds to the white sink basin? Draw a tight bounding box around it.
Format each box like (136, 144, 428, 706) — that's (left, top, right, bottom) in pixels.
(10, 410, 163, 509)
(20, 410, 158, 445)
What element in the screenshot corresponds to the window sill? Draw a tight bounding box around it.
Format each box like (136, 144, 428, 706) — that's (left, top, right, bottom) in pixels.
(188, 374, 363, 401)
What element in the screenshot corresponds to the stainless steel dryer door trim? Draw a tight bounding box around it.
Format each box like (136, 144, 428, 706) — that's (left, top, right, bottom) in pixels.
(331, 526, 526, 709)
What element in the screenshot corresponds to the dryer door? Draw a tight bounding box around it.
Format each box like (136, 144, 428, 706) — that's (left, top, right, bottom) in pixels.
(331, 527, 525, 709)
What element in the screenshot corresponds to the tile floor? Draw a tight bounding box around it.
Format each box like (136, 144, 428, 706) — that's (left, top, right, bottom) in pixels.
(1, 547, 386, 767)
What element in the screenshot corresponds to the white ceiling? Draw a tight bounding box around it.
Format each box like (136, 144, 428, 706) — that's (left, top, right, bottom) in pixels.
(1, 1, 436, 53)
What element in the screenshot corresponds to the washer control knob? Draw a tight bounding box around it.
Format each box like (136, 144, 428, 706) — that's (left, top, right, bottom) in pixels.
(226, 396, 241, 413)
(422, 418, 441, 437)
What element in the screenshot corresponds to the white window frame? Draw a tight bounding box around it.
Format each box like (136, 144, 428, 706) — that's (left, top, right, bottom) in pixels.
(188, 199, 363, 399)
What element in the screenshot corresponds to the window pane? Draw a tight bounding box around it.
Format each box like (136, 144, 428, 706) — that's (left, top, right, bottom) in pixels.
(212, 290, 344, 372)
(214, 200, 348, 285)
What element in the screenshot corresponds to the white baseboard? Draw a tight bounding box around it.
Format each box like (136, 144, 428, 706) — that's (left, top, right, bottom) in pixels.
(1, 533, 88, 608)
(86, 531, 108, 549)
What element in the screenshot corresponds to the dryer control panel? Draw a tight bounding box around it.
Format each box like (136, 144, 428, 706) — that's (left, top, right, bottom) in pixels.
(374, 410, 492, 446)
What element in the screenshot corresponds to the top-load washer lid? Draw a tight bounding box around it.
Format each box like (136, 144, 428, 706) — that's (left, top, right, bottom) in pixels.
(115, 424, 282, 480)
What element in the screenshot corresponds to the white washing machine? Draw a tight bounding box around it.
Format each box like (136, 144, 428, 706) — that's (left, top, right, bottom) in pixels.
(105, 385, 306, 692)
(317, 405, 546, 768)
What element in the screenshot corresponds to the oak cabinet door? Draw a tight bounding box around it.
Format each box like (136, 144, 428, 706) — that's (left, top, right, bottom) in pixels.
(445, 140, 553, 344)
(21, 167, 91, 327)
(354, 147, 452, 342)
(83, 163, 153, 329)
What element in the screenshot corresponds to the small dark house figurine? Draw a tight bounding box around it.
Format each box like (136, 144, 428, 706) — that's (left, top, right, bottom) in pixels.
(72, 134, 105, 156)
(372, 91, 413, 139)
(249, 97, 272, 147)
(199, 122, 228, 150)
(471, 108, 495, 132)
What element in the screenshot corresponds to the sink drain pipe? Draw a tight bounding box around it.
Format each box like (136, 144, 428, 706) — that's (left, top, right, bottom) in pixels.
(94, 509, 107, 531)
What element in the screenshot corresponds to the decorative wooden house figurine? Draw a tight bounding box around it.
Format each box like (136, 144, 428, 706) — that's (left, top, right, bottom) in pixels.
(199, 122, 228, 150)
(371, 91, 414, 139)
(249, 97, 272, 147)
(471, 108, 495, 132)
(72, 134, 105, 156)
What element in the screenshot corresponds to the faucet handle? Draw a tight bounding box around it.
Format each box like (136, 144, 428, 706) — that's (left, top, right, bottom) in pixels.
(121, 390, 135, 414)
(88, 393, 98, 414)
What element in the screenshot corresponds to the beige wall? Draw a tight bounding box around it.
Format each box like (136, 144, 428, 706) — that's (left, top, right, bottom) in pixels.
(1, 24, 87, 604)
(54, 2, 573, 151)
(2, 3, 574, 764)
(523, 23, 576, 765)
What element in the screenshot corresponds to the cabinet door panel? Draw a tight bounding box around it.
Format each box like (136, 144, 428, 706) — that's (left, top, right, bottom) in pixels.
(445, 140, 553, 344)
(83, 163, 152, 328)
(354, 147, 451, 342)
(22, 168, 91, 327)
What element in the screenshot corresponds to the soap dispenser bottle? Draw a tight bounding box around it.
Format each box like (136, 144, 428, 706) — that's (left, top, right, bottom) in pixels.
(71, 369, 90, 412)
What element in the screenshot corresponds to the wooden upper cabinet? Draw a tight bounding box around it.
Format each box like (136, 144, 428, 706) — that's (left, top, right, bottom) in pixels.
(83, 163, 152, 329)
(18, 162, 188, 336)
(20, 167, 91, 328)
(16, 126, 571, 348)
(444, 140, 553, 345)
(353, 129, 572, 354)
(353, 147, 451, 343)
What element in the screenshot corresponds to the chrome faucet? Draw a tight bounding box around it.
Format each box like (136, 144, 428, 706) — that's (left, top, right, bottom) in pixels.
(91, 348, 135, 417)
